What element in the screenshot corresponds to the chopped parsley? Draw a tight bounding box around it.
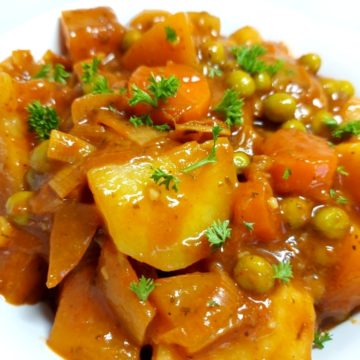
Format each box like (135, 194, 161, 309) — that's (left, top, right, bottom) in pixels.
(128, 114, 170, 132)
(81, 57, 101, 84)
(243, 221, 254, 232)
(33, 63, 70, 84)
(208, 65, 223, 78)
(165, 26, 178, 43)
(207, 299, 220, 307)
(336, 165, 349, 176)
(150, 168, 179, 192)
(92, 76, 113, 94)
(27, 101, 59, 140)
(206, 219, 231, 249)
(129, 276, 156, 302)
(214, 89, 244, 127)
(129, 74, 180, 108)
(329, 189, 348, 204)
(272, 260, 293, 283)
(181, 125, 221, 173)
(313, 331, 332, 350)
(332, 120, 360, 138)
(282, 168, 292, 180)
(232, 45, 283, 76)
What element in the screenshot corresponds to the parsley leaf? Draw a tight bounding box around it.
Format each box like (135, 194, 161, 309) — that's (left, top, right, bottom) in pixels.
(129, 276, 156, 302)
(165, 26, 178, 43)
(91, 76, 113, 94)
(232, 45, 267, 74)
(243, 221, 254, 232)
(313, 331, 332, 350)
(208, 65, 223, 78)
(272, 260, 293, 283)
(53, 64, 70, 84)
(214, 89, 244, 127)
(81, 57, 101, 84)
(332, 120, 360, 138)
(151, 168, 180, 192)
(232, 45, 283, 76)
(336, 165, 349, 176)
(207, 299, 220, 307)
(128, 114, 170, 132)
(129, 74, 180, 108)
(154, 124, 170, 132)
(323, 116, 338, 130)
(27, 101, 59, 140)
(33, 64, 52, 79)
(282, 168, 292, 180)
(181, 125, 222, 173)
(329, 189, 348, 204)
(206, 219, 231, 248)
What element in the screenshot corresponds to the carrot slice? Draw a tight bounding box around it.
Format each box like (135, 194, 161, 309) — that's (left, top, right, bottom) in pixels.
(233, 181, 282, 242)
(122, 12, 197, 70)
(262, 129, 337, 200)
(47, 202, 100, 288)
(128, 63, 211, 124)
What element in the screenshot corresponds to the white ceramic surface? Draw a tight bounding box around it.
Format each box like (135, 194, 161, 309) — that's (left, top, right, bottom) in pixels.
(0, 1, 359, 359)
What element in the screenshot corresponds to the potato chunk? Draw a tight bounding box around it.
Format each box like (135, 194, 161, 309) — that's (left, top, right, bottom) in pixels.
(88, 138, 236, 270)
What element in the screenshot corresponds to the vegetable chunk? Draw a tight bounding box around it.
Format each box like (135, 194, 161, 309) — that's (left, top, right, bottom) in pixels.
(128, 64, 211, 125)
(88, 138, 236, 270)
(122, 13, 197, 70)
(150, 272, 242, 353)
(48, 264, 139, 359)
(263, 128, 338, 200)
(61, 7, 125, 62)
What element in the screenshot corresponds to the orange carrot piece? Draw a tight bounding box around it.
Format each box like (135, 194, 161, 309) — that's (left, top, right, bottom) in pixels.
(47, 202, 100, 288)
(98, 240, 156, 344)
(122, 12, 197, 70)
(262, 129, 338, 201)
(61, 7, 125, 62)
(233, 181, 282, 242)
(128, 63, 210, 124)
(149, 272, 242, 354)
(48, 264, 139, 359)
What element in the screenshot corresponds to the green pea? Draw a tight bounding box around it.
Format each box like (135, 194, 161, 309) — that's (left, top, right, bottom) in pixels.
(5, 191, 34, 225)
(203, 40, 225, 65)
(263, 92, 296, 123)
(30, 140, 51, 173)
(230, 26, 262, 45)
(280, 197, 312, 229)
(311, 110, 336, 136)
(233, 254, 275, 293)
(254, 72, 272, 92)
(338, 80, 355, 98)
(298, 53, 322, 74)
(312, 206, 350, 240)
(226, 70, 255, 97)
(281, 119, 306, 132)
(233, 151, 251, 173)
(122, 29, 142, 51)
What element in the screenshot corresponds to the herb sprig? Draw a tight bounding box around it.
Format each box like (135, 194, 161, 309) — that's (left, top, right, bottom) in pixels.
(214, 89, 244, 127)
(130, 276, 156, 302)
(150, 168, 180, 192)
(206, 219, 231, 248)
(272, 260, 293, 283)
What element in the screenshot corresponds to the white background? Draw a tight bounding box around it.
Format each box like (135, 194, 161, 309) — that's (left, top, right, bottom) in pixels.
(0, 1, 359, 359)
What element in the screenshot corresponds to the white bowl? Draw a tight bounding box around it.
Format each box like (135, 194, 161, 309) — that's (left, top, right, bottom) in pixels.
(1, 1, 359, 358)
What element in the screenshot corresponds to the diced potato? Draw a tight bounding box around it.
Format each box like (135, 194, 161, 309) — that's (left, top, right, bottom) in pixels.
(98, 240, 156, 345)
(47, 203, 100, 288)
(61, 7, 125, 62)
(122, 13, 198, 70)
(319, 223, 360, 321)
(152, 344, 185, 360)
(88, 138, 236, 271)
(194, 284, 315, 360)
(150, 272, 242, 353)
(0, 216, 46, 304)
(336, 141, 360, 204)
(48, 264, 139, 359)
